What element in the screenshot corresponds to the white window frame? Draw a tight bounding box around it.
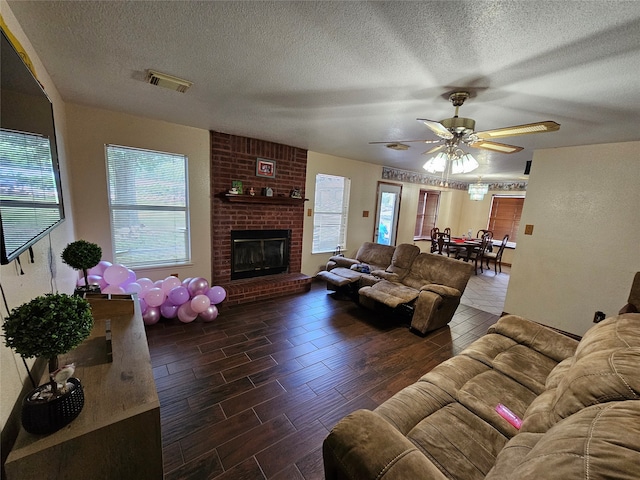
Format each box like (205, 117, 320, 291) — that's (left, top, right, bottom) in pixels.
(312, 173, 350, 254)
(105, 144, 190, 268)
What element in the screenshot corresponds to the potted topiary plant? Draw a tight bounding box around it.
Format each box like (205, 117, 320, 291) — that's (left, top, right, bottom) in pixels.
(61, 240, 102, 294)
(2, 293, 94, 434)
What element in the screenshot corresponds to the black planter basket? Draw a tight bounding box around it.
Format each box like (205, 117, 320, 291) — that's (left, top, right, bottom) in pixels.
(21, 377, 84, 435)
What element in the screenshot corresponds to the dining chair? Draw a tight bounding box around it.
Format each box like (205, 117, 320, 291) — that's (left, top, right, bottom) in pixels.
(476, 229, 494, 241)
(484, 234, 509, 274)
(434, 231, 448, 255)
(466, 234, 492, 274)
(430, 227, 439, 253)
(443, 227, 465, 257)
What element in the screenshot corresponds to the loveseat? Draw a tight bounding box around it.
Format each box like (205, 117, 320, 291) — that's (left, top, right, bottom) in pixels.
(323, 313, 640, 479)
(316, 243, 474, 335)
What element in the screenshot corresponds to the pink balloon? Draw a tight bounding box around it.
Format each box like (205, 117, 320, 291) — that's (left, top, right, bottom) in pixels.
(199, 305, 219, 322)
(87, 274, 106, 287)
(168, 286, 190, 306)
(143, 306, 161, 325)
(145, 287, 166, 307)
(188, 277, 209, 297)
(190, 294, 211, 313)
(124, 282, 142, 294)
(104, 264, 130, 285)
(154, 280, 164, 288)
(137, 278, 154, 296)
(139, 298, 148, 315)
(120, 269, 137, 286)
(160, 302, 179, 319)
(162, 276, 181, 293)
(103, 285, 125, 294)
(206, 286, 227, 305)
(181, 277, 192, 287)
(177, 302, 197, 323)
(89, 260, 111, 276)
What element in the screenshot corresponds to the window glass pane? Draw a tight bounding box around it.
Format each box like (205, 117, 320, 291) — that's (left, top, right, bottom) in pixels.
(105, 145, 189, 267)
(312, 174, 350, 253)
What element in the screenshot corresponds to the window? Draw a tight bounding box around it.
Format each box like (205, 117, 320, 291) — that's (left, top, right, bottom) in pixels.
(414, 190, 440, 238)
(487, 196, 525, 243)
(312, 173, 350, 253)
(105, 144, 189, 267)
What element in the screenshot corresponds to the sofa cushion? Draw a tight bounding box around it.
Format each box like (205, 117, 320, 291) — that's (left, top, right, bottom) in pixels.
(353, 241, 395, 272)
(384, 243, 420, 280)
(406, 403, 509, 480)
(315, 266, 362, 287)
(573, 313, 640, 359)
(358, 280, 421, 308)
(488, 401, 640, 480)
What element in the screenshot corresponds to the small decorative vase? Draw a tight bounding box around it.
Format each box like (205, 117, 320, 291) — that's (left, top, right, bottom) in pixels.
(21, 378, 84, 435)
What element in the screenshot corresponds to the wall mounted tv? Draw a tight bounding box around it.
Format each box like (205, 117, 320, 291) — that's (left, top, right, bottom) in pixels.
(1, 28, 65, 265)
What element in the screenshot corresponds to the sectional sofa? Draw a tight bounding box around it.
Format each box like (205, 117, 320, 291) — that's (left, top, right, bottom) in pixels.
(316, 242, 474, 334)
(323, 313, 640, 479)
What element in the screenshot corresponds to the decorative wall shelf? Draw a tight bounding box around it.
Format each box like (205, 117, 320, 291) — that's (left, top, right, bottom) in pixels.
(222, 194, 308, 205)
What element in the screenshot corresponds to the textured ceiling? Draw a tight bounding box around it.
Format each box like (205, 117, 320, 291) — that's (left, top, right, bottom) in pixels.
(6, 0, 640, 182)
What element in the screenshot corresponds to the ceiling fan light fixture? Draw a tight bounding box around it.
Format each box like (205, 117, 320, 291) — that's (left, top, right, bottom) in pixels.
(423, 152, 448, 173)
(451, 153, 479, 174)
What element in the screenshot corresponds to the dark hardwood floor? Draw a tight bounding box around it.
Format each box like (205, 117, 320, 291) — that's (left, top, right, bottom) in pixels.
(146, 279, 499, 480)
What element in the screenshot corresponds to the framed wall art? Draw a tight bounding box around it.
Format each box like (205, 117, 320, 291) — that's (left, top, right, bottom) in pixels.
(256, 158, 276, 178)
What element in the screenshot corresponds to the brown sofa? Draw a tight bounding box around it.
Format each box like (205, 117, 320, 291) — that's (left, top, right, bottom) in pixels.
(316, 242, 396, 291)
(323, 313, 640, 479)
(316, 243, 474, 335)
(359, 252, 474, 334)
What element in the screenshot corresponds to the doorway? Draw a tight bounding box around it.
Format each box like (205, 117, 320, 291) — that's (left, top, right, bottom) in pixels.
(374, 182, 402, 246)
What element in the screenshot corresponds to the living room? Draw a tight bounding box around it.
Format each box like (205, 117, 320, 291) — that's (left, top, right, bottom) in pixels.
(1, 1, 639, 478)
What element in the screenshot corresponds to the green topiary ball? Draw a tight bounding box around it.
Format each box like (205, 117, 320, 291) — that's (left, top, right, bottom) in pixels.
(61, 240, 102, 272)
(2, 293, 93, 360)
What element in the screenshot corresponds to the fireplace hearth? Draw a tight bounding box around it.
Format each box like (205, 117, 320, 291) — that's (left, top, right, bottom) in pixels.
(231, 229, 290, 280)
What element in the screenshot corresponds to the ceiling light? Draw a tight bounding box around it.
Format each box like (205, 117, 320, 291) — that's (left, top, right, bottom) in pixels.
(146, 69, 193, 93)
(451, 153, 479, 174)
(423, 152, 448, 173)
(468, 179, 489, 201)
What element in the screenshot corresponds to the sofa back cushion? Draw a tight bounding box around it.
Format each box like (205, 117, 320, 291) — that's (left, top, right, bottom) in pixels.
(402, 252, 473, 291)
(521, 313, 640, 433)
(385, 243, 420, 280)
(355, 242, 395, 270)
(489, 401, 640, 480)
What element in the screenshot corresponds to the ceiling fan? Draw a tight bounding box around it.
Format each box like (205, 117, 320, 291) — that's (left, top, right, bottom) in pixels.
(370, 91, 560, 156)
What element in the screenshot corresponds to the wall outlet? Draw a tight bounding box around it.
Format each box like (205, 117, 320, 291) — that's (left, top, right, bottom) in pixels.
(593, 311, 606, 323)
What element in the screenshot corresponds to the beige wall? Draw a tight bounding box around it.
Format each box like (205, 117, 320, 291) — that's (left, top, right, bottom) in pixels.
(64, 104, 211, 281)
(504, 141, 640, 336)
(301, 153, 506, 275)
(0, 1, 77, 436)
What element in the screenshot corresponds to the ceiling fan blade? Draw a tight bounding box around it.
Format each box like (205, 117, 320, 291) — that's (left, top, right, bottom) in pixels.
(422, 144, 445, 155)
(369, 139, 441, 144)
(475, 121, 560, 139)
(416, 118, 454, 140)
(470, 140, 524, 154)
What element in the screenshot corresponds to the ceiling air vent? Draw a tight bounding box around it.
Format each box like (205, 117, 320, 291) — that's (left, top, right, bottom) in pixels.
(146, 70, 193, 93)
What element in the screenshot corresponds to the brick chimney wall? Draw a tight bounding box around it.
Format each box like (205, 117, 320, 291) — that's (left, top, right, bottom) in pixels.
(210, 131, 311, 305)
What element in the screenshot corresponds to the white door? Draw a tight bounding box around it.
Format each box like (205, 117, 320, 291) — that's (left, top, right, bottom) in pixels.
(374, 182, 402, 246)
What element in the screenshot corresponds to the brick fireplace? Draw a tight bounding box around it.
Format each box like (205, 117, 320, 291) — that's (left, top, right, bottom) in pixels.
(210, 131, 311, 306)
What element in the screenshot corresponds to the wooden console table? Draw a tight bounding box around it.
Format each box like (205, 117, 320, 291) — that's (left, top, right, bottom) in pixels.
(5, 294, 162, 480)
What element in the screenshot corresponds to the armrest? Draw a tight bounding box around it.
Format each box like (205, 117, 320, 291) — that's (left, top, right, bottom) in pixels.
(419, 284, 461, 298)
(372, 270, 401, 282)
(323, 409, 448, 480)
(619, 303, 638, 314)
(330, 256, 359, 268)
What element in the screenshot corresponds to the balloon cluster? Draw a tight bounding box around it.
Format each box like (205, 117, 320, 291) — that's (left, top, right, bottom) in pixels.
(78, 261, 226, 326)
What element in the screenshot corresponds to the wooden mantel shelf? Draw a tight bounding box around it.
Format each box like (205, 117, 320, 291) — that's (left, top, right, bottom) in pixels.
(222, 193, 308, 205)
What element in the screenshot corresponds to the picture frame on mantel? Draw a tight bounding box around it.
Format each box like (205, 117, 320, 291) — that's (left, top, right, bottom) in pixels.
(256, 158, 276, 178)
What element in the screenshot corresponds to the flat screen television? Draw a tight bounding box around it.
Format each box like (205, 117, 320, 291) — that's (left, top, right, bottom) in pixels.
(1, 28, 65, 265)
